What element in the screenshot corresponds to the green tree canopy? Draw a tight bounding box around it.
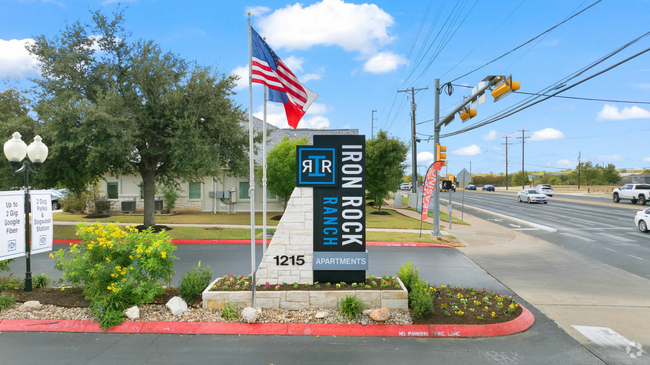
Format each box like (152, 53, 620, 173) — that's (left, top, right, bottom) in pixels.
(266, 135, 308, 211)
(28, 9, 249, 227)
(366, 130, 408, 212)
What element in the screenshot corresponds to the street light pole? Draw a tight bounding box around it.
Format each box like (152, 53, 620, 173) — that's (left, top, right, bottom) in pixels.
(4, 133, 48, 292)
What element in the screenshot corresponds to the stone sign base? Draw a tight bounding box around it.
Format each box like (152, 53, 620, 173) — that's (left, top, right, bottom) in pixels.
(202, 277, 408, 311)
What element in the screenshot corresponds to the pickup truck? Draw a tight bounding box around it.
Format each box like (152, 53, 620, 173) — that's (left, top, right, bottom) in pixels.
(612, 184, 650, 205)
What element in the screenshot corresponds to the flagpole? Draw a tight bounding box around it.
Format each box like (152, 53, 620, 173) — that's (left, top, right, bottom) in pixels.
(263, 86, 268, 255)
(247, 14, 256, 307)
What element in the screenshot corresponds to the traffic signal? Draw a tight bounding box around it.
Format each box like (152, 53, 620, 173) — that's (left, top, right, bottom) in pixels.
(459, 107, 477, 121)
(491, 75, 520, 102)
(436, 143, 447, 166)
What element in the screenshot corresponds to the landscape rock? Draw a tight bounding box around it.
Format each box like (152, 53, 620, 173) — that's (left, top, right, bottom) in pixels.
(369, 308, 390, 322)
(315, 311, 328, 319)
(241, 307, 259, 323)
(125, 306, 140, 320)
(166, 296, 188, 316)
(18, 301, 42, 312)
(362, 309, 373, 316)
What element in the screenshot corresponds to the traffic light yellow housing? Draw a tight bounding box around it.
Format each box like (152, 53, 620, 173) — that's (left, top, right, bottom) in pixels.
(491, 76, 520, 101)
(459, 107, 477, 121)
(436, 143, 447, 166)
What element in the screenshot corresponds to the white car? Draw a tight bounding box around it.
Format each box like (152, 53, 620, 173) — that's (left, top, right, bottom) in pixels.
(635, 208, 650, 232)
(517, 189, 548, 204)
(535, 184, 554, 197)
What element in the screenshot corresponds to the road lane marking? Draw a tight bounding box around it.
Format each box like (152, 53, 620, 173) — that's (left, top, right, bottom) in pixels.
(567, 218, 597, 226)
(598, 232, 636, 243)
(603, 247, 617, 252)
(572, 326, 646, 364)
(559, 232, 595, 242)
(513, 228, 540, 231)
(629, 255, 644, 260)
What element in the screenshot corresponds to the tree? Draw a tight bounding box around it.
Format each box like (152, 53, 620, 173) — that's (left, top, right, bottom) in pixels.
(402, 173, 423, 186)
(0, 87, 41, 190)
(511, 171, 530, 187)
(28, 10, 250, 227)
(366, 130, 408, 212)
(266, 135, 308, 212)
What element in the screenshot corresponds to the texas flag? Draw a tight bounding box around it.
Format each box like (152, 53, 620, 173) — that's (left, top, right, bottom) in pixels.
(250, 27, 318, 129)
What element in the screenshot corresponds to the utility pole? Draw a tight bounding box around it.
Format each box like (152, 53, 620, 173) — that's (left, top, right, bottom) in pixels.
(517, 130, 529, 189)
(577, 151, 581, 189)
(470, 162, 472, 183)
(371, 110, 377, 139)
(398, 87, 428, 194)
(501, 136, 510, 190)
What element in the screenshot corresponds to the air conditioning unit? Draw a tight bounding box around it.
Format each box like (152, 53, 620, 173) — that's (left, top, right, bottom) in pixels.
(121, 201, 136, 212)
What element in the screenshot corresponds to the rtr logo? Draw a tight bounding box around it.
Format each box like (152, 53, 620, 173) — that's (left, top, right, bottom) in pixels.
(7, 239, 16, 251)
(39, 235, 47, 246)
(296, 146, 336, 186)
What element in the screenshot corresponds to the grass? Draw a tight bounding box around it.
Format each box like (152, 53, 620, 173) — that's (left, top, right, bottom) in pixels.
(53, 225, 459, 245)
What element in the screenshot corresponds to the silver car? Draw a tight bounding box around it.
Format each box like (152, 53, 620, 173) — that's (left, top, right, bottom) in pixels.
(518, 189, 548, 204)
(536, 184, 554, 197)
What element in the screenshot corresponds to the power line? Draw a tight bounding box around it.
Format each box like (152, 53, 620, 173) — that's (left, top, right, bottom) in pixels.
(448, 0, 602, 83)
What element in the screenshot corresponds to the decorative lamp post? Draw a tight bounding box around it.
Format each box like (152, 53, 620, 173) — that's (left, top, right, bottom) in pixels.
(3, 132, 48, 292)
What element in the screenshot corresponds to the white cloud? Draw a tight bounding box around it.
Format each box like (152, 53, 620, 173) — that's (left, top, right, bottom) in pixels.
(102, 0, 136, 5)
(253, 102, 330, 129)
(530, 128, 565, 141)
(417, 152, 434, 164)
(300, 73, 321, 82)
(642, 157, 650, 163)
(246, 6, 270, 17)
(43, 0, 65, 7)
(598, 155, 623, 162)
(362, 51, 408, 74)
(230, 65, 249, 91)
(451, 145, 481, 156)
(597, 104, 650, 121)
(481, 129, 498, 141)
(0, 38, 39, 79)
(556, 159, 575, 168)
(485, 146, 501, 152)
(283, 55, 303, 72)
(629, 83, 650, 89)
(255, 0, 395, 55)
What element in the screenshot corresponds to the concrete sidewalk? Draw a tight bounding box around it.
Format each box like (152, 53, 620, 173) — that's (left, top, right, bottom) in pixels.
(443, 211, 650, 349)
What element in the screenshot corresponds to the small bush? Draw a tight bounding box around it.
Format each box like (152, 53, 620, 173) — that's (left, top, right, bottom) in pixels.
(0, 293, 16, 311)
(409, 278, 434, 318)
(95, 199, 111, 213)
(0, 258, 13, 273)
(33, 272, 54, 289)
(159, 185, 180, 213)
(338, 295, 364, 319)
(397, 260, 419, 292)
(221, 303, 238, 321)
(0, 274, 23, 291)
(60, 192, 89, 213)
(179, 264, 213, 303)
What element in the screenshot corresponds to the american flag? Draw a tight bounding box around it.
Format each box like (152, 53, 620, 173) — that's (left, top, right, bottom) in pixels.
(250, 27, 318, 129)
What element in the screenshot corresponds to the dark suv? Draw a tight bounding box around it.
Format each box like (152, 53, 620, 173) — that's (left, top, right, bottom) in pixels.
(482, 185, 495, 192)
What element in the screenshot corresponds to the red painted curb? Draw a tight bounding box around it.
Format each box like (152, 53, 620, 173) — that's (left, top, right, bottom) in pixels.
(53, 239, 449, 248)
(0, 305, 534, 337)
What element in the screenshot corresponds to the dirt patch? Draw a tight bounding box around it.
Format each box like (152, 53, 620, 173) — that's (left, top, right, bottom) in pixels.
(135, 225, 172, 233)
(271, 215, 283, 221)
(370, 211, 391, 215)
(204, 227, 224, 231)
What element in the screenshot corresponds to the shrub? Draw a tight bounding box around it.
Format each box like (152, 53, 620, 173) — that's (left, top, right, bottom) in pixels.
(221, 302, 238, 321)
(33, 272, 54, 289)
(0, 258, 13, 273)
(60, 191, 90, 213)
(0, 274, 23, 291)
(338, 295, 364, 319)
(409, 278, 434, 318)
(53, 223, 177, 330)
(159, 185, 180, 213)
(0, 293, 16, 311)
(397, 260, 419, 292)
(95, 199, 111, 213)
(179, 264, 213, 303)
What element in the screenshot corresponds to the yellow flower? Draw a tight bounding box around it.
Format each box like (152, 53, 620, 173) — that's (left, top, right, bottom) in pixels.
(129, 255, 133, 259)
(121, 271, 126, 275)
(123, 278, 126, 281)
(336, 283, 341, 289)
(161, 252, 166, 258)
(136, 255, 141, 258)
(49, 253, 54, 258)
(145, 249, 151, 254)
(107, 286, 112, 290)
(106, 258, 110, 262)
(129, 267, 133, 270)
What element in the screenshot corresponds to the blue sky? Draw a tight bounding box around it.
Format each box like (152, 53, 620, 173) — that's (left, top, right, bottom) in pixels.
(2, 0, 650, 178)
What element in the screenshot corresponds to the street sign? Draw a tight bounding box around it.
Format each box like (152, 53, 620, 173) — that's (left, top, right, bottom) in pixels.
(29, 190, 53, 255)
(0, 191, 26, 261)
(457, 168, 471, 184)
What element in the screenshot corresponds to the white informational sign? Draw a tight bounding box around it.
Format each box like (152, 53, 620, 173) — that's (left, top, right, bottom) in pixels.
(0, 191, 26, 260)
(29, 190, 53, 255)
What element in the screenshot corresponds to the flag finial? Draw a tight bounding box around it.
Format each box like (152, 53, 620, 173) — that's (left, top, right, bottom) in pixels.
(247, 12, 251, 16)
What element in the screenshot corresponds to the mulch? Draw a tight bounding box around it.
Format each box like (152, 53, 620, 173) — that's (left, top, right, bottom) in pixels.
(8, 287, 191, 308)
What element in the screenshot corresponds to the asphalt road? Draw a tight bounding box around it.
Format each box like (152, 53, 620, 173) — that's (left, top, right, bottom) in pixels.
(2, 245, 603, 365)
(442, 191, 650, 279)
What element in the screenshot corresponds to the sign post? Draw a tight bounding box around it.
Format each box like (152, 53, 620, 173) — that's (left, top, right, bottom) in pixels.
(297, 135, 367, 284)
(457, 168, 471, 222)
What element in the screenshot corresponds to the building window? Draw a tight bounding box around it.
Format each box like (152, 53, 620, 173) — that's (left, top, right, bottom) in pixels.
(189, 182, 201, 199)
(239, 181, 250, 200)
(107, 182, 118, 199)
(267, 189, 277, 200)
